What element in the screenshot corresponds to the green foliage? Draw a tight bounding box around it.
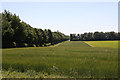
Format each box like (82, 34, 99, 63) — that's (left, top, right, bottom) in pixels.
(52, 31, 69, 44)
(44, 29, 53, 43)
(2, 10, 69, 48)
(70, 32, 120, 41)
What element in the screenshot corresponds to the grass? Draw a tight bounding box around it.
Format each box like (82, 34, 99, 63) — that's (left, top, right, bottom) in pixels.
(84, 41, 118, 48)
(2, 41, 118, 78)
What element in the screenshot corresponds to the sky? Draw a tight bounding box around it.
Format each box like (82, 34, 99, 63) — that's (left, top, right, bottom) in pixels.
(1, 2, 118, 35)
(1, 0, 119, 2)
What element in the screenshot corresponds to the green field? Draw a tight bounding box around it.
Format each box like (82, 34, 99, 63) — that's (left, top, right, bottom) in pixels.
(85, 41, 118, 48)
(2, 41, 118, 78)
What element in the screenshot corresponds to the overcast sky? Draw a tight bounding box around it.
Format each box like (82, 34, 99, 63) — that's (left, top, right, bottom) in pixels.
(1, 2, 118, 35)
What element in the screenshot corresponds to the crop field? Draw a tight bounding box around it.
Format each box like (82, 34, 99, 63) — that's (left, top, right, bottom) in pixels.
(85, 41, 118, 48)
(2, 41, 118, 78)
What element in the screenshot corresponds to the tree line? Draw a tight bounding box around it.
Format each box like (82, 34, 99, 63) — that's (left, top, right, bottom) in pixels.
(1, 10, 69, 48)
(70, 32, 120, 41)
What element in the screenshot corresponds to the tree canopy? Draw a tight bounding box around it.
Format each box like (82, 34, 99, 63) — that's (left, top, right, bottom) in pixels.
(70, 32, 120, 41)
(1, 10, 69, 48)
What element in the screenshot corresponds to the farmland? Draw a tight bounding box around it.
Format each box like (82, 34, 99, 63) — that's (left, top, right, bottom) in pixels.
(85, 41, 118, 48)
(2, 41, 118, 78)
